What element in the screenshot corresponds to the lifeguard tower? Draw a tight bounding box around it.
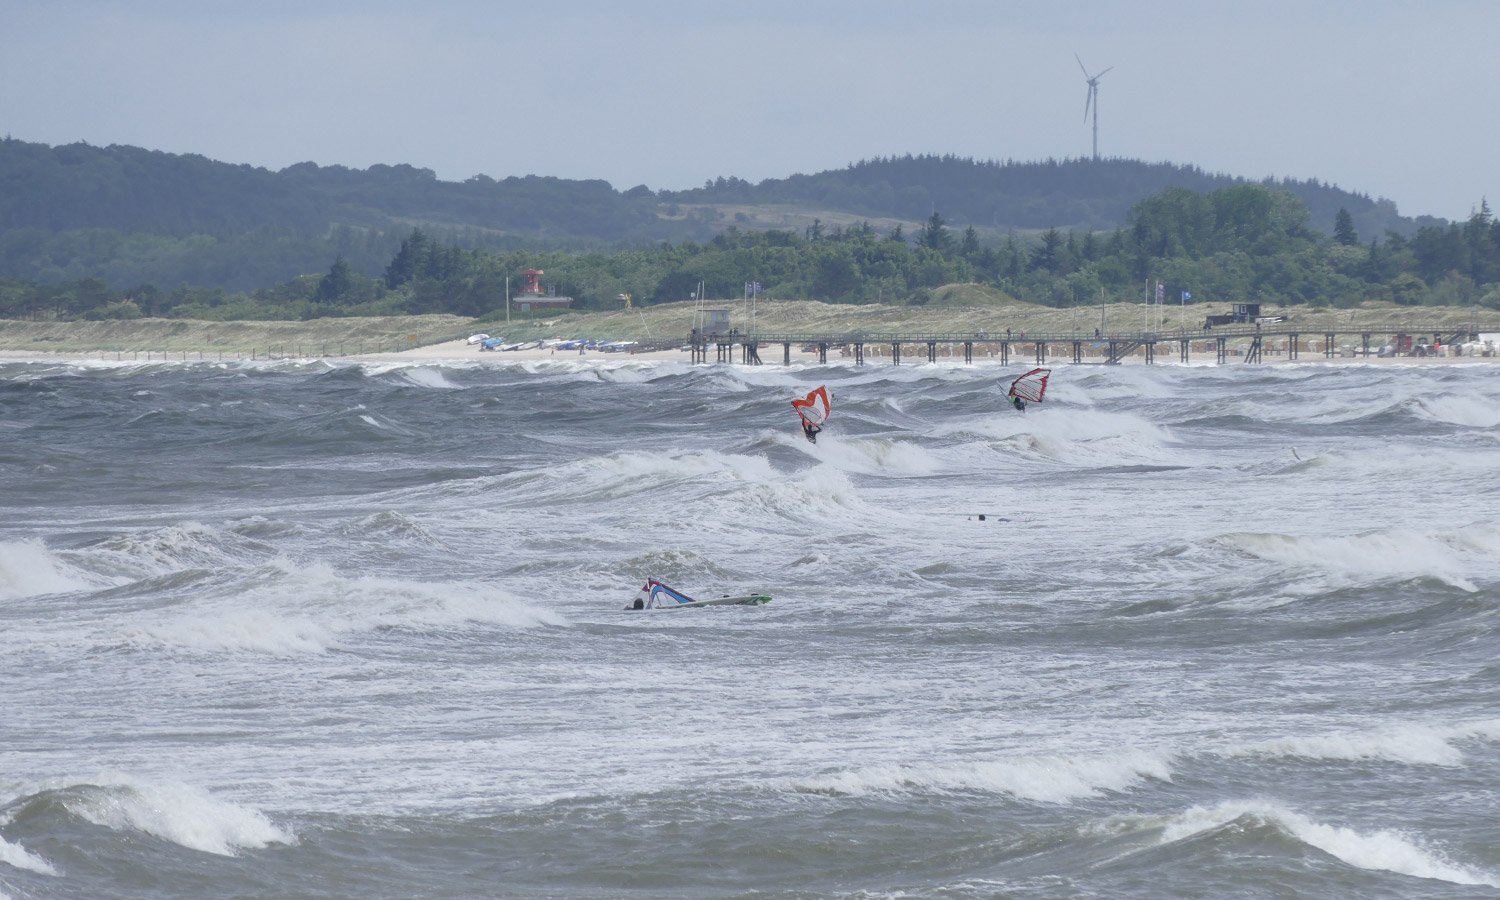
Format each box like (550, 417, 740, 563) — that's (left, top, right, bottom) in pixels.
(512, 268, 573, 312)
(520, 269, 545, 295)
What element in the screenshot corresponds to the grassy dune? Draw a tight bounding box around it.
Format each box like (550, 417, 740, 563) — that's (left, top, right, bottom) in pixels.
(0, 287, 1490, 356)
(0, 315, 475, 355)
(486, 287, 1489, 343)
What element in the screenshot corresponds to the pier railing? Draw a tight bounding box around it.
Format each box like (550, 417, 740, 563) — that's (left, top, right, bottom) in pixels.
(688, 322, 1500, 366)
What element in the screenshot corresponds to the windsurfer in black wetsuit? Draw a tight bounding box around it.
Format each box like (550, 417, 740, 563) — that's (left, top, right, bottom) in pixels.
(1010, 395, 1026, 413)
(801, 418, 821, 443)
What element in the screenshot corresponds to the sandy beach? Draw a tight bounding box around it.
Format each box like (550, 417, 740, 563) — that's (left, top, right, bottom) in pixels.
(3, 298, 1496, 368)
(344, 336, 1500, 368)
(1, 336, 1494, 367)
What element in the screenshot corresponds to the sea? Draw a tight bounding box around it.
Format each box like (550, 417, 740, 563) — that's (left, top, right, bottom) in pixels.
(2, 354, 1499, 899)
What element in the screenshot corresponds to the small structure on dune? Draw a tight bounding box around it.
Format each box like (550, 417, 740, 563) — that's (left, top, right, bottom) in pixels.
(514, 268, 573, 312)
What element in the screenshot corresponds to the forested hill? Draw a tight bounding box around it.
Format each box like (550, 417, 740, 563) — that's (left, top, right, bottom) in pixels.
(0, 138, 1440, 292)
(663, 155, 1438, 241)
(0, 138, 667, 243)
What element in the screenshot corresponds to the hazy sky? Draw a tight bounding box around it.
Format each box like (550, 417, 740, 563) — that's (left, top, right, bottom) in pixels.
(4, 1, 1496, 221)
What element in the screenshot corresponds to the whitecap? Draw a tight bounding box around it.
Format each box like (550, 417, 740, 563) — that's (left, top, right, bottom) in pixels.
(1159, 801, 1500, 888)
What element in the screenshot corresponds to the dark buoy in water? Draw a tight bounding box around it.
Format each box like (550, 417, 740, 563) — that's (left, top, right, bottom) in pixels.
(977, 514, 986, 521)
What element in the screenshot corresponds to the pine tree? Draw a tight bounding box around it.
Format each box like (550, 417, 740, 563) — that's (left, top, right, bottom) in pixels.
(920, 211, 950, 250)
(316, 255, 353, 303)
(1334, 208, 1359, 245)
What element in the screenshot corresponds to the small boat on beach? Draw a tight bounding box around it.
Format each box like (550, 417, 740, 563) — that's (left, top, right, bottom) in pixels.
(626, 579, 772, 610)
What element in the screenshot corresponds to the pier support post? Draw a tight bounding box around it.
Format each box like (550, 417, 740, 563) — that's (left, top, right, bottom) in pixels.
(927, 341, 936, 363)
(855, 342, 865, 366)
(1216, 337, 1227, 364)
(1289, 333, 1299, 360)
(818, 342, 828, 364)
(1036, 342, 1047, 364)
(891, 342, 901, 365)
(1073, 341, 1083, 364)
(1179, 339, 1189, 363)
(1362, 333, 1371, 357)
(963, 341, 973, 364)
(1245, 335, 1263, 364)
(1000, 341, 1009, 365)
(783, 342, 791, 365)
(1325, 332, 1336, 358)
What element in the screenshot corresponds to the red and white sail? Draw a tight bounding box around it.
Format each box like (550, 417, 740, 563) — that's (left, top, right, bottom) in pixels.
(791, 385, 832, 426)
(1007, 368, 1050, 404)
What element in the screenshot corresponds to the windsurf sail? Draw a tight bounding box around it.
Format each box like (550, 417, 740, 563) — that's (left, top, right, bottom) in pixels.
(791, 385, 832, 427)
(642, 579, 696, 608)
(632, 580, 772, 610)
(1007, 368, 1050, 404)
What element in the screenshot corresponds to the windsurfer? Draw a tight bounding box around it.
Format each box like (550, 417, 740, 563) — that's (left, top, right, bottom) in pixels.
(792, 385, 831, 444)
(1006, 368, 1049, 414)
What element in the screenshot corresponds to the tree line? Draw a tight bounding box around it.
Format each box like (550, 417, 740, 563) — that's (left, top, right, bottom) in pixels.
(3, 184, 1497, 322)
(0, 139, 1441, 298)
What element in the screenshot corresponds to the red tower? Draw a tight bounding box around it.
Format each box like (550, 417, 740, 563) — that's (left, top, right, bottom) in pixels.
(521, 269, 544, 295)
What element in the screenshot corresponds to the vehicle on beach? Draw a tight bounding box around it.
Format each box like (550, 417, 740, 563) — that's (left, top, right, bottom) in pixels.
(466, 333, 490, 345)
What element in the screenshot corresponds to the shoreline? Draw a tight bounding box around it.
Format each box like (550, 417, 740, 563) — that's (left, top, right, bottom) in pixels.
(1, 337, 1493, 367)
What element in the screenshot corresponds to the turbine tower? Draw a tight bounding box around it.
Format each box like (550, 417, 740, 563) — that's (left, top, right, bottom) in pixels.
(1076, 54, 1114, 161)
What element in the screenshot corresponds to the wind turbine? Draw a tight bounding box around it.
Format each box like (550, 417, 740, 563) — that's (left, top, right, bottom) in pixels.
(1076, 54, 1114, 160)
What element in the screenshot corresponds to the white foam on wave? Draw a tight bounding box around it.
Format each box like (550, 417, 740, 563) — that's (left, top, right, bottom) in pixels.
(126, 560, 566, 655)
(1230, 719, 1500, 767)
(1234, 726, 1460, 766)
(1235, 389, 1399, 426)
(778, 750, 1174, 803)
(395, 366, 461, 389)
(33, 776, 292, 857)
(132, 605, 339, 655)
(1064, 366, 1182, 403)
(799, 434, 940, 476)
(0, 833, 58, 876)
(941, 408, 1183, 468)
(1263, 444, 1500, 481)
(722, 462, 868, 524)
(1157, 801, 1500, 888)
(1413, 391, 1500, 428)
(64, 521, 263, 582)
(532, 448, 779, 504)
(0, 539, 93, 601)
(1220, 523, 1498, 592)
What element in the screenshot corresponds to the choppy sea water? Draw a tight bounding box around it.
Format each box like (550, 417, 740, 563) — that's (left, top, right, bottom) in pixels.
(2, 355, 1499, 899)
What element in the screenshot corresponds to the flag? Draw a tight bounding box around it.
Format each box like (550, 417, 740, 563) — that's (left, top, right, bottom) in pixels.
(1155, 282, 1165, 303)
(744, 280, 762, 297)
(1182, 291, 1192, 301)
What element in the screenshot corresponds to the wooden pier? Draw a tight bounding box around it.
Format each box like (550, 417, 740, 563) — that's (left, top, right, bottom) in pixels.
(688, 323, 1495, 366)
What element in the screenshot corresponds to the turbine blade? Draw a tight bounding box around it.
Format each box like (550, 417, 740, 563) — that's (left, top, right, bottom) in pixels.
(1075, 53, 1089, 77)
(1097, 66, 1115, 79)
(1084, 89, 1093, 121)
